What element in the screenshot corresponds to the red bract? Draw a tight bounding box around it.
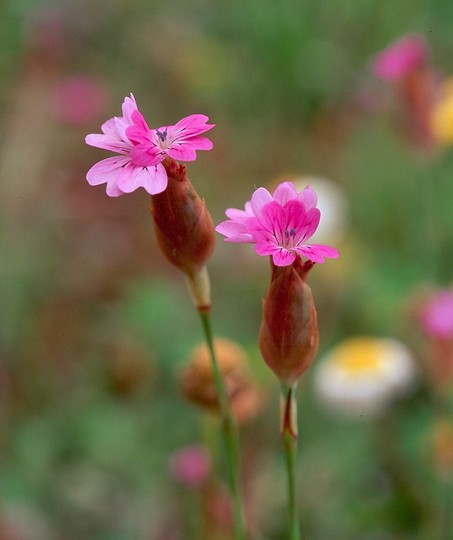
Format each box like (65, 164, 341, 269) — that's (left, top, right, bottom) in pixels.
(151, 159, 215, 307)
(259, 258, 319, 385)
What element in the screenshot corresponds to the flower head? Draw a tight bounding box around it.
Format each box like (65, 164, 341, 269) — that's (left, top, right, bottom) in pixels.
(169, 445, 211, 488)
(54, 74, 108, 126)
(371, 34, 428, 81)
(216, 181, 339, 266)
(314, 337, 416, 419)
(85, 94, 214, 197)
(430, 79, 453, 144)
(420, 290, 453, 340)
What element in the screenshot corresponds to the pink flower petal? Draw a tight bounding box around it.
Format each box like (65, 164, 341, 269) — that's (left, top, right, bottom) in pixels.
(166, 136, 213, 161)
(250, 188, 273, 218)
(297, 185, 318, 210)
(106, 181, 125, 197)
(114, 95, 140, 142)
(85, 132, 130, 154)
(271, 249, 297, 266)
(295, 244, 339, 263)
(130, 144, 163, 167)
(100, 118, 121, 138)
(86, 156, 131, 186)
(167, 145, 197, 161)
(116, 162, 168, 195)
(121, 94, 138, 124)
(255, 242, 296, 266)
(255, 242, 280, 256)
(143, 163, 168, 195)
(126, 110, 152, 145)
(184, 135, 214, 151)
(273, 182, 298, 205)
(290, 205, 320, 243)
(215, 220, 254, 243)
(225, 202, 254, 220)
(172, 114, 215, 136)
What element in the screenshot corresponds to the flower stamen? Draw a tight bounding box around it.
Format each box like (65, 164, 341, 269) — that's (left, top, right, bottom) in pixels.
(156, 128, 168, 143)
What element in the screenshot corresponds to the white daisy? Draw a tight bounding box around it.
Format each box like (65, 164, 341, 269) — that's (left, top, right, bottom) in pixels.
(314, 337, 417, 419)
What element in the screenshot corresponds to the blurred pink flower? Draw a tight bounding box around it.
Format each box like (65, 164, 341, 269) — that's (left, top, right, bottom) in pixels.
(85, 94, 214, 197)
(420, 290, 453, 339)
(54, 74, 108, 126)
(216, 181, 339, 266)
(169, 445, 211, 488)
(371, 34, 428, 81)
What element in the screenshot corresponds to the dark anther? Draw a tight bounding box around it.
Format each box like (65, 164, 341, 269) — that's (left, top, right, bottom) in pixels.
(156, 128, 168, 142)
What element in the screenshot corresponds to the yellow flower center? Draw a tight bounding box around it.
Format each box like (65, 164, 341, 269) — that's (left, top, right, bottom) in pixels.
(331, 338, 388, 376)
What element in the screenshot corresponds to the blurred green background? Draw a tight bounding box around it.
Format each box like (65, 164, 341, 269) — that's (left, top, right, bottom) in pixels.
(1, 0, 453, 538)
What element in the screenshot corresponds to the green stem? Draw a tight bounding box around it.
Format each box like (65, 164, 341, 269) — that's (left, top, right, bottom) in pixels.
(198, 309, 246, 540)
(281, 384, 301, 540)
(441, 476, 453, 540)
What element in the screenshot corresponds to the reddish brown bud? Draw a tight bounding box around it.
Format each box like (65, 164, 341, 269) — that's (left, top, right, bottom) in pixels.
(150, 158, 215, 278)
(259, 258, 319, 385)
(432, 418, 453, 476)
(179, 338, 264, 424)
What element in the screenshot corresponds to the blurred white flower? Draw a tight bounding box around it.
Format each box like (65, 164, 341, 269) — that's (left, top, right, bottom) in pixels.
(293, 176, 349, 244)
(314, 337, 416, 419)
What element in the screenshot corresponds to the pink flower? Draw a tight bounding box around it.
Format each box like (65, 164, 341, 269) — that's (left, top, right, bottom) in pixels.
(53, 74, 108, 126)
(169, 445, 211, 488)
(216, 181, 339, 266)
(85, 94, 214, 197)
(371, 34, 428, 81)
(420, 290, 453, 339)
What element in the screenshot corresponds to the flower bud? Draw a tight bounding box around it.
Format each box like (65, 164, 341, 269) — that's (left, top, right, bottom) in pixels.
(432, 418, 453, 477)
(179, 338, 264, 424)
(150, 158, 215, 307)
(259, 258, 319, 385)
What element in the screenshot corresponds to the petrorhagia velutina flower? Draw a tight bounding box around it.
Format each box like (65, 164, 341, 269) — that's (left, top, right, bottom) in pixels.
(216, 181, 339, 267)
(218, 181, 339, 539)
(85, 94, 214, 196)
(371, 34, 428, 81)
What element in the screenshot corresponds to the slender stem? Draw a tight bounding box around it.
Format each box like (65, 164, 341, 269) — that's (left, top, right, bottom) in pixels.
(198, 309, 246, 540)
(441, 476, 453, 540)
(281, 384, 301, 540)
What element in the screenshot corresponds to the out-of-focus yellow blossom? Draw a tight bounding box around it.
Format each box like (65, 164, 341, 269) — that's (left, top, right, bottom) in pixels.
(430, 78, 453, 144)
(314, 337, 417, 419)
